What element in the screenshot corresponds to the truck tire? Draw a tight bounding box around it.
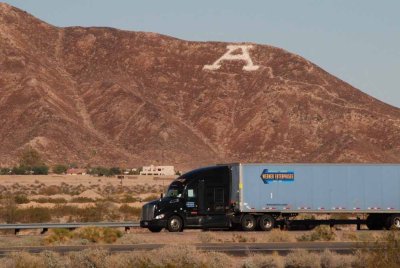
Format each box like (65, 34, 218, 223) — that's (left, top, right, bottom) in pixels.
(258, 214, 275, 231)
(386, 214, 400, 230)
(167, 215, 183, 232)
(148, 227, 163, 233)
(241, 214, 256, 231)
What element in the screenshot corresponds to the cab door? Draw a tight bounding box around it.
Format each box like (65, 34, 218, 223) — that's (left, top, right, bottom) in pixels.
(183, 181, 201, 226)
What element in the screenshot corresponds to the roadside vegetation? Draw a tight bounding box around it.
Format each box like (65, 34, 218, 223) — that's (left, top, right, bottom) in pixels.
(1, 233, 399, 268)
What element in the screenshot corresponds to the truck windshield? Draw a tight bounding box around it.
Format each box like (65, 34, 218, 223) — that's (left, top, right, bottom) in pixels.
(166, 187, 183, 198)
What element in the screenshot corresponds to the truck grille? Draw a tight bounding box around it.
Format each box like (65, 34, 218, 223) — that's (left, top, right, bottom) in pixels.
(141, 203, 155, 221)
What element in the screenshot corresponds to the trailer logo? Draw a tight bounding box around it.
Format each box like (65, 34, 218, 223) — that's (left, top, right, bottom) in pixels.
(261, 169, 294, 184)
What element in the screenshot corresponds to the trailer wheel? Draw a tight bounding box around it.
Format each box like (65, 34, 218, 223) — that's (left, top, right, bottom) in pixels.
(148, 226, 163, 233)
(386, 214, 400, 230)
(167, 215, 183, 232)
(258, 214, 275, 231)
(241, 214, 256, 231)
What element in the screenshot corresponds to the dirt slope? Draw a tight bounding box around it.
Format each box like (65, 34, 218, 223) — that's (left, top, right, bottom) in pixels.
(1, 3, 399, 169)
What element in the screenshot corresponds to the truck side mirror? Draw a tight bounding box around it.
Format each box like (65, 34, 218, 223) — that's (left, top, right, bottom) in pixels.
(160, 193, 164, 199)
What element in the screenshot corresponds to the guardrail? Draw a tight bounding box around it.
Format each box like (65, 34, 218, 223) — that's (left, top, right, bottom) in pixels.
(0, 222, 140, 235)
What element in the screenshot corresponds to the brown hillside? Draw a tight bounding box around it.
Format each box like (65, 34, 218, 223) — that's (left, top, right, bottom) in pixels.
(1, 3, 400, 169)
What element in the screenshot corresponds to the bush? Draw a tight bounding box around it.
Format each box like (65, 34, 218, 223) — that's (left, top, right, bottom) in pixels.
(3, 252, 45, 268)
(143, 194, 159, 202)
(285, 249, 320, 268)
(88, 167, 113, 177)
(16, 207, 51, 223)
(119, 204, 141, 217)
(264, 229, 294, 242)
(109, 167, 121, 175)
(76, 227, 122, 243)
(297, 225, 336, 241)
(69, 248, 109, 268)
(0, 167, 11, 175)
(242, 252, 283, 268)
(120, 195, 139, 203)
(45, 229, 73, 244)
(12, 166, 27, 175)
(32, 165, 49, 175)
(53, 164, 68, 174)
(102, 228, 123, 243)
(320, 250, 354, 268)
(14, 194, 29, 204)
(39, 185, 62, 195)
(34, 197, 67, 204)
(71, 197, 96, 203)
(358, 231, 400, 268)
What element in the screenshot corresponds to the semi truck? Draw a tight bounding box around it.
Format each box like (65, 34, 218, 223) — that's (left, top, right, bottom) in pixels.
(140, 163, 400, 232)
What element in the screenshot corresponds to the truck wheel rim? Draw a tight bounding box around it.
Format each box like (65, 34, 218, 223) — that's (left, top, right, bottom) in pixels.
(262, 219, 272, 228)
(245, 219, 254, 228)
(171, 219, 180, 229)
(394, 218, 400, 228)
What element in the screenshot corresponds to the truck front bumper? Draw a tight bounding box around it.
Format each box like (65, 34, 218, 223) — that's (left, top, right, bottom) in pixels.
(140, 219, 167, 229)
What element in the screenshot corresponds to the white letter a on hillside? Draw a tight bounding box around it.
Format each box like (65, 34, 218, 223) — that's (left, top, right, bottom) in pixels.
(203, 45, 259, 71)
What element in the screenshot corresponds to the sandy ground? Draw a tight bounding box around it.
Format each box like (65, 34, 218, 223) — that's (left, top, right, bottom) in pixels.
(0, 174, 176, 187)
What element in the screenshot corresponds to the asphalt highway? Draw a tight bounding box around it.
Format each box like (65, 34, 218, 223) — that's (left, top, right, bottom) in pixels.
(0, 242, 372, 256)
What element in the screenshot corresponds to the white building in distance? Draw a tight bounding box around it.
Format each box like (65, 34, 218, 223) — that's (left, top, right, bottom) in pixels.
(140, 165, 175, 176)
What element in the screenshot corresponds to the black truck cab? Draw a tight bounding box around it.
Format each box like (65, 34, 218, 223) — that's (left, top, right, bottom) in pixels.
(140, 165, 233, 232)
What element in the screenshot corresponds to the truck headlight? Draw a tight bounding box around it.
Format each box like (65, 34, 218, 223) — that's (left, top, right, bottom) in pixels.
(155, 214, 165, 219)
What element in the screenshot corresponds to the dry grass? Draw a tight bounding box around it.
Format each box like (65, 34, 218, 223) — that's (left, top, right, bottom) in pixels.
(0, 247, 369, 268)
(242, 252, 283, 268)
(45, 227, 123, 245)
(296, 225, 336, 241)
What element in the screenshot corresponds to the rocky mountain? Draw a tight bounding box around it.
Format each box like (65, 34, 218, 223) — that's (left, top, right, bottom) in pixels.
(1, 3, 400, 170)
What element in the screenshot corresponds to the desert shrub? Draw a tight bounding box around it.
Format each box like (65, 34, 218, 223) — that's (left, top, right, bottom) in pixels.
(31, 165, 49, 175)
(12, 166, 27, 175)
(243, 252, 283, 268)
(109, 167, 121, 175)
(119, 204, 141, 217)
(88, 167, 113, 177)
(78, 202, 119, 222)
(34, 197, 67, 204)
(14, 194, 29, 204)
(115, 245, 232, 267)
(143, 194, 159, 202)
(5, 252, 45, 268)
(76, 227, 122, 243)
(0, 167, 11, 175)
(285, 249, 320, 268)
(264, 229, 294, 242)
(0, 195, 18, 223)
(71, 197, 96, 203)
(53, 164, 68, 174)
(102, 228, 123, 243)
(40, 250, 66, 268)
(45, 229, 73, 244)
(198, 232, 218, 243)
(39, 185, 62, 195)
(297, 225, 336, 241)
(232, 234, 256, 243)
(120, 195, 139, 203)
(69, 248, 109, 268)
(320, 250, 354, 268)
(77, 227, 103, 243)
(51, 205, 80, 218)
(357, 231, 400, 268)
(16, 207, 51, 223)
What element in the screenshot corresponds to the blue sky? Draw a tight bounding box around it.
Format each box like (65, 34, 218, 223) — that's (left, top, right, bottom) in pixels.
(4, 0, 400, 108)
